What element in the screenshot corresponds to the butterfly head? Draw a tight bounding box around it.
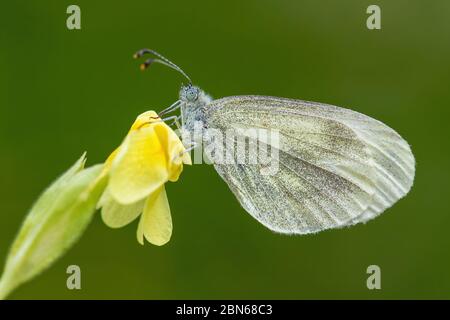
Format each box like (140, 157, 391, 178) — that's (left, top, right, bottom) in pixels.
(179, 84, 212, 108)
(180, 84, 199, 103)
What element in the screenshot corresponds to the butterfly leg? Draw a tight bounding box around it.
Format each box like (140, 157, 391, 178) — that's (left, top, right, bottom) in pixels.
(172, 141, 198, 162)
(161, 116, 194, 149)
(183, 142, 198, 153)
(158, 100, 181, 117)
(155, 115, 190, 146)
(159, 115, 182, 130)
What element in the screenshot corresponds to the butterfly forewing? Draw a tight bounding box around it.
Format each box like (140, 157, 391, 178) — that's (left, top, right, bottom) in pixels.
(203, 96, 415, 234)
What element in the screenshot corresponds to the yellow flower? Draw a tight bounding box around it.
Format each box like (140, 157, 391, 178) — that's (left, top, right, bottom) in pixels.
(98, 111, 191, 246)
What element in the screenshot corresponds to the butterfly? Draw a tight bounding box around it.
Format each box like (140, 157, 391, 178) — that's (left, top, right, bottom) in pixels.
(134, 48, 415, 235)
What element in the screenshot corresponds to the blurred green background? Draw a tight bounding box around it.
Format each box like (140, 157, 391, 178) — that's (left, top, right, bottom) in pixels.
(1, 0, 449, 299)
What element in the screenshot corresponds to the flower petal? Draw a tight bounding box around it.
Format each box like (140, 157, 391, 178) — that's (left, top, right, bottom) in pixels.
(129, 111, 160, 131)
(109, 126, 169, 205)
(153, 122, 191, 182)
(140, 185, 172, 246)
(99, 188, 145, 228)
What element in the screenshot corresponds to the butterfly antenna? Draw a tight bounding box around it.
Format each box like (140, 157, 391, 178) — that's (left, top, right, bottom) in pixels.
(133, 49, 192, 83)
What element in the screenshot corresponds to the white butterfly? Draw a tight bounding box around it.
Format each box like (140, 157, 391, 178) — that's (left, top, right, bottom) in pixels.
(135, 49, 415, 235)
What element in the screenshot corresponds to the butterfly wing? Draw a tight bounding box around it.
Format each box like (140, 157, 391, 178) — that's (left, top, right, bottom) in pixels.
(203, 96, 415, 234)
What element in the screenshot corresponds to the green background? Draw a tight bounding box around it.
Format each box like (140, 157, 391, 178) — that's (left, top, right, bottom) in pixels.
(1, 0, 449, 299)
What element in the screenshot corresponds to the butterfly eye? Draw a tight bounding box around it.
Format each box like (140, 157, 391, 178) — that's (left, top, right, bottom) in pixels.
(185, 88, 198, 102)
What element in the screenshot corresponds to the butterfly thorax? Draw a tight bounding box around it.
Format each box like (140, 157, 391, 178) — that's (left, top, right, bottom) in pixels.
(179, 85, 212, 134)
